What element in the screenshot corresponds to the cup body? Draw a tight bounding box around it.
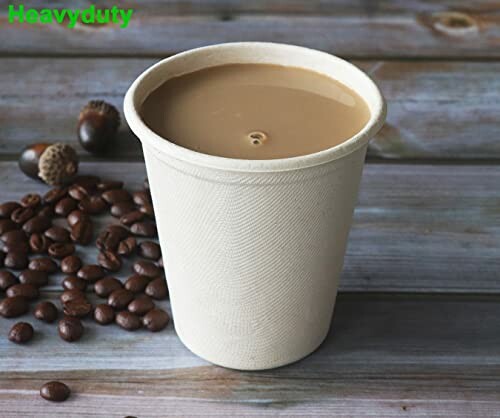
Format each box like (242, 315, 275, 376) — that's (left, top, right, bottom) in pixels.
(125, 42, 386, 370)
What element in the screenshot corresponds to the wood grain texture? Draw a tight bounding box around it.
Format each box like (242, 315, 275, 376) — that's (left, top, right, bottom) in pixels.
(0, 161, 499, 293)
(0, 294, 499, 416)
(0, 1, 499, 57)
(2, 58, 500, 160)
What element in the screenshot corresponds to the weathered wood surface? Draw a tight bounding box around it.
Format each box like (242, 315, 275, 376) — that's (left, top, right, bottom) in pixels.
(1, 161, 499, 293)
(0, 294, 499, 416)
(2, 58, 500, 160)
(1, 1, 499, 57)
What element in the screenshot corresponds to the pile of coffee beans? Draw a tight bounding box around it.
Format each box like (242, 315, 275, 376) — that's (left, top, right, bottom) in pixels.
(0, 175, 170, 351)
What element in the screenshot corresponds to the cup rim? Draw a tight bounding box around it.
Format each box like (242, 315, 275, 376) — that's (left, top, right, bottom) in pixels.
(124, 42, 387, 173)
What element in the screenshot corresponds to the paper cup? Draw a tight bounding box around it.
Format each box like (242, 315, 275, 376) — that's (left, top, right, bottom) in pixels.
(124, 42, 386, 370)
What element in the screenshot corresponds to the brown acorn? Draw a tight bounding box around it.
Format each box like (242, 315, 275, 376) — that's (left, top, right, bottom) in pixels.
(19, 143, 79, 186)
(77, 100, 120, 154)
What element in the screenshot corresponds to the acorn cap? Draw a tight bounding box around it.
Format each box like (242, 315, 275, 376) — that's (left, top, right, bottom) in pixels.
(79, 100, 120, 129)
(38, 143, 79, 186)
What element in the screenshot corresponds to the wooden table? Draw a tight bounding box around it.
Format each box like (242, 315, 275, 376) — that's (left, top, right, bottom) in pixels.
(1, 1, 499, 416)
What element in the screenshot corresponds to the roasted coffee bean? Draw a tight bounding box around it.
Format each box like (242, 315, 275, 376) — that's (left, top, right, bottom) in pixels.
(37, 205, 54, 218)
(119, 210, 144, 226)
(143, 178, 149, 190)
(60, 289, 86, 304)
(158, 257, 164, 268)
(138, 241, 161, 260)
(54, 197, 77, 216)
(29, 233, 52, 254)
(124, 274, 151, 294)
(6, 283, 39, 300)
(130, 221, 157, 238)
(22, 215, 51, 234)
(117, 237, 137, 257)
(44, 226, 70, 243)
(96, 226, 128, 251)
(78, 196, 108, 215)
(11, 206, 35, 224)
(94, 276, 122, 298)
(1, 229, 27, 244)
(110, 201, 136, 217)
(4, 252, 29, 270)
(20, 194, 42, 210)
(133, 190, 151, 206)
(139, 203, 155, 218)
(115, 311, 141, 331)
(97, 180, 123, 191)
(48, 242, 75, 259)
(8, 322, 34, 343)
(145, 277, 168, 300)
(143, 308, 170, 332)
(128, 295, 154, 316)
(1, 239, 30, 254)
(0, 201, 20, 218)
(77, 264, 105, 282)
(108, 288, 134, 310)
(62, 276, 87, 291)
(58, 316, 84, 342)
(63, 299, 92, 318)
(29, 257, 58, 273)
(101, 189, 132, 204)
(66, 210, 88, 227)
(0, 219, 17, 235)
(40, 381, 71, 402)
(43, 187, 67, 204)
(61, 255, 82, 274)
(107, 225, 129, 239)
(20, 193, 42, 209)
(94, 304, 115, 325)
(0, 296, 29, 317)
(70, 219, 93, 245)
(74, 175, 100, 190)
(19, 269, 48, 287)
(34, 301, 58, 323)
(133, 260, 161, 278)
(68, 184, 91, 201)
(0, 251, 3, 268)
(97, 250, 122, 272)
(0, 271, 17, 290)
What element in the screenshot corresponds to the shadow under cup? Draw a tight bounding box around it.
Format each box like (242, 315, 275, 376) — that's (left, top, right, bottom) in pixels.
(124, 42, 386, 370)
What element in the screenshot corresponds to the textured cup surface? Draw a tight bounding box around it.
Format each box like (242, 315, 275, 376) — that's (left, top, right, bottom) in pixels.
(125, 42, 386, 370)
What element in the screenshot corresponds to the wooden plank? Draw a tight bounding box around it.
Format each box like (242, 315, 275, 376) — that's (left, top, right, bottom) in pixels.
(2, 58, 500, 160)
(0, 161, 499, 293)
(0, 294, 499, 416)
(0, 1, 499, 57)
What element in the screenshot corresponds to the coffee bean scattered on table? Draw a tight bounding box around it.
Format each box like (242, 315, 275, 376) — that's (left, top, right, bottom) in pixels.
(143, 308, 170, 332)
(8, 322, 34, 343)
(58, 316, 84, 342)
(132, 260, 161, 278)
(128, 295, 155, 316)
(94, 276, 122, 298)
(40, 381, 70, 402)
(115, 311, 141, 331)
(61, 255, 82, 274)
(0, 296, 29, 318)
(6, 283, 39, 300)
(94, 303, 115, 325)
(145, 277, 169, 300)
(34, 301, 58, 323)
(62, 276, 87, 291)
(0, 175, 171, 356)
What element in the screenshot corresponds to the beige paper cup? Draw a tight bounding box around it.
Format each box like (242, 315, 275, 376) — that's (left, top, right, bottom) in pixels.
(124, 42, 386, 370)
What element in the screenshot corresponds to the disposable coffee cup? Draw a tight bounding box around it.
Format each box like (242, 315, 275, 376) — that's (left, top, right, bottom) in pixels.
(124, 42, 386, 370)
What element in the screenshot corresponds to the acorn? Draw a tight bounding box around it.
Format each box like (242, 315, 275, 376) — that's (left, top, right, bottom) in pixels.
(77, 100, 120, 154)
(19, 143, 79, 186)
